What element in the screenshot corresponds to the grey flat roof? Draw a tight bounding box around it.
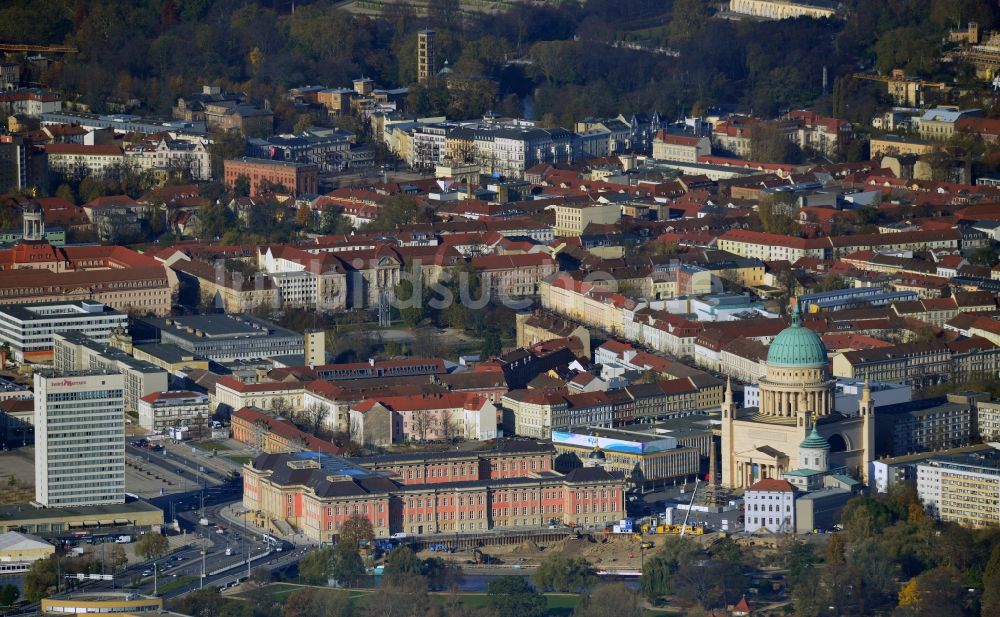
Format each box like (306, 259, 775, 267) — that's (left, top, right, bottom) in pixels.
(562, 426, 674, 444)
(232, 157, 313, 168)
(144, 314, 301, 343)
(796, 487, 852, 501)
(34, 368, 120, 378)
(353, 440, 554, 465)
(876, 397, 970, 417)
(133, 343, 206, 364)
(0, 499, 162, 523)
(56, 332, 164, 374)
(0, 301, 124, 321)
(925, 448, 1000, 470)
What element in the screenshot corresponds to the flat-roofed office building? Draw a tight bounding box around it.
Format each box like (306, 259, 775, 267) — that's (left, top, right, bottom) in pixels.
(0, 301, 127, 363)
(53, 332, 168, 414)
(140, 314, 304, 362)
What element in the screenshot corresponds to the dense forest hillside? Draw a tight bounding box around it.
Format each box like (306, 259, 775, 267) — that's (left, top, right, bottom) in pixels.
(0, 0, 998, 127)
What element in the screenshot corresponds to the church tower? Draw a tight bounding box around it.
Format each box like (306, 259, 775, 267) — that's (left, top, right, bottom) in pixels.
(860, 379, 875, 485)
(798, 415, 830, 472)
(21, 202, 44, 242)
(722, 377, 736, 488)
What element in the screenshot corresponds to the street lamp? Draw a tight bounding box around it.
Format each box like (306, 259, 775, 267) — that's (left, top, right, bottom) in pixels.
(242, 509, 250, 580)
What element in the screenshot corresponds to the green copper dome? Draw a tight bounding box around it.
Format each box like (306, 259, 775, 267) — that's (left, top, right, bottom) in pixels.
(767, 305, 828, 368)
(800, 425, 830, 450)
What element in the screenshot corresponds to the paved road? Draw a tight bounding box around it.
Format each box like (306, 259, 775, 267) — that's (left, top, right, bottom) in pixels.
(68, 493, 312, 600)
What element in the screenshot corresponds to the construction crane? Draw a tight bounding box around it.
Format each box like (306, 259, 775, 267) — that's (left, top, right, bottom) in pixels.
(679, 478, 700, 538)
(0, 43, 79, 54)
(851, 72, 946, 89)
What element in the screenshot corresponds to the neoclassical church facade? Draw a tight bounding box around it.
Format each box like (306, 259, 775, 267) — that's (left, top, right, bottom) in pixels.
(722, 305, 874, 489)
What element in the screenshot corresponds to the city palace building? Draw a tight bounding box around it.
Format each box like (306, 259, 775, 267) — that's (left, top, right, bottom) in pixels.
(242, 442, 627, 542)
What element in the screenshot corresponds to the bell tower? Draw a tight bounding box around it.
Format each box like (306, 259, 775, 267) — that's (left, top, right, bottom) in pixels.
(860, 379, 875, 485)
(721, 377, 736, 488)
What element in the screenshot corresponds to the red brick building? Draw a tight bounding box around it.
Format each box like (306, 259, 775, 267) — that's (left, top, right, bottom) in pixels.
(223, 157, 318, 197)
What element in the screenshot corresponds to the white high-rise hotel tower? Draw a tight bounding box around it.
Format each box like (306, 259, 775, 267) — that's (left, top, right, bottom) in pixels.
(34, 370, 126, 507)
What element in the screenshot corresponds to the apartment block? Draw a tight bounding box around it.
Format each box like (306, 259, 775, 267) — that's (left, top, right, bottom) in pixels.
(917, 449, 1000, 528)
(550, 202, 622, 237)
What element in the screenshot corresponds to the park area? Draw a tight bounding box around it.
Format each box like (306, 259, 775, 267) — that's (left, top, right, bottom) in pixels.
(218, 581, 676, 617)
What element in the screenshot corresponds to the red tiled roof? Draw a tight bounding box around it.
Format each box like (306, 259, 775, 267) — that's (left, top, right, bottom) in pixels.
(351, 392, 486, 413)
(956, 116, 1000, 136)
(748, 478, 796, 492)
(655, 131, 701, 146)
(719, 229, 827, 250)
(85, 195, 139, 209)
(733, 595, 752, 612)
(829, 228, 961, 248)
(216, 377, 306, 393)
(233, 406, 341, 454)
(471, 253, 554, 270)
(140, 390, 204, 403)
(45, 143, 123, 156)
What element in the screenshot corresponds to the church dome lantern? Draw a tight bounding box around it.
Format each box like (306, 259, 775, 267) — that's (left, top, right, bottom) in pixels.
(766, 303, 827, 368)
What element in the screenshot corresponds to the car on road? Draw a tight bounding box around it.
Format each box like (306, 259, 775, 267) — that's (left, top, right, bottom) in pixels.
(142, 570, 152, 576)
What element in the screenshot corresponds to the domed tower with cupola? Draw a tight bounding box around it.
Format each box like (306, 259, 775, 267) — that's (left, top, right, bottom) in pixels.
(756, 301, 835, 422)
(798, 420, 830, 472)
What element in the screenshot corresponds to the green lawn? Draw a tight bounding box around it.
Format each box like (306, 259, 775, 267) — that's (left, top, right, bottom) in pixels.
(194, 441, 231, 452)
(156, 576, 198, 595)
(249, 583, 680, 616)
(225, 455, 252, 466)
(263, 583, 305, 602)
